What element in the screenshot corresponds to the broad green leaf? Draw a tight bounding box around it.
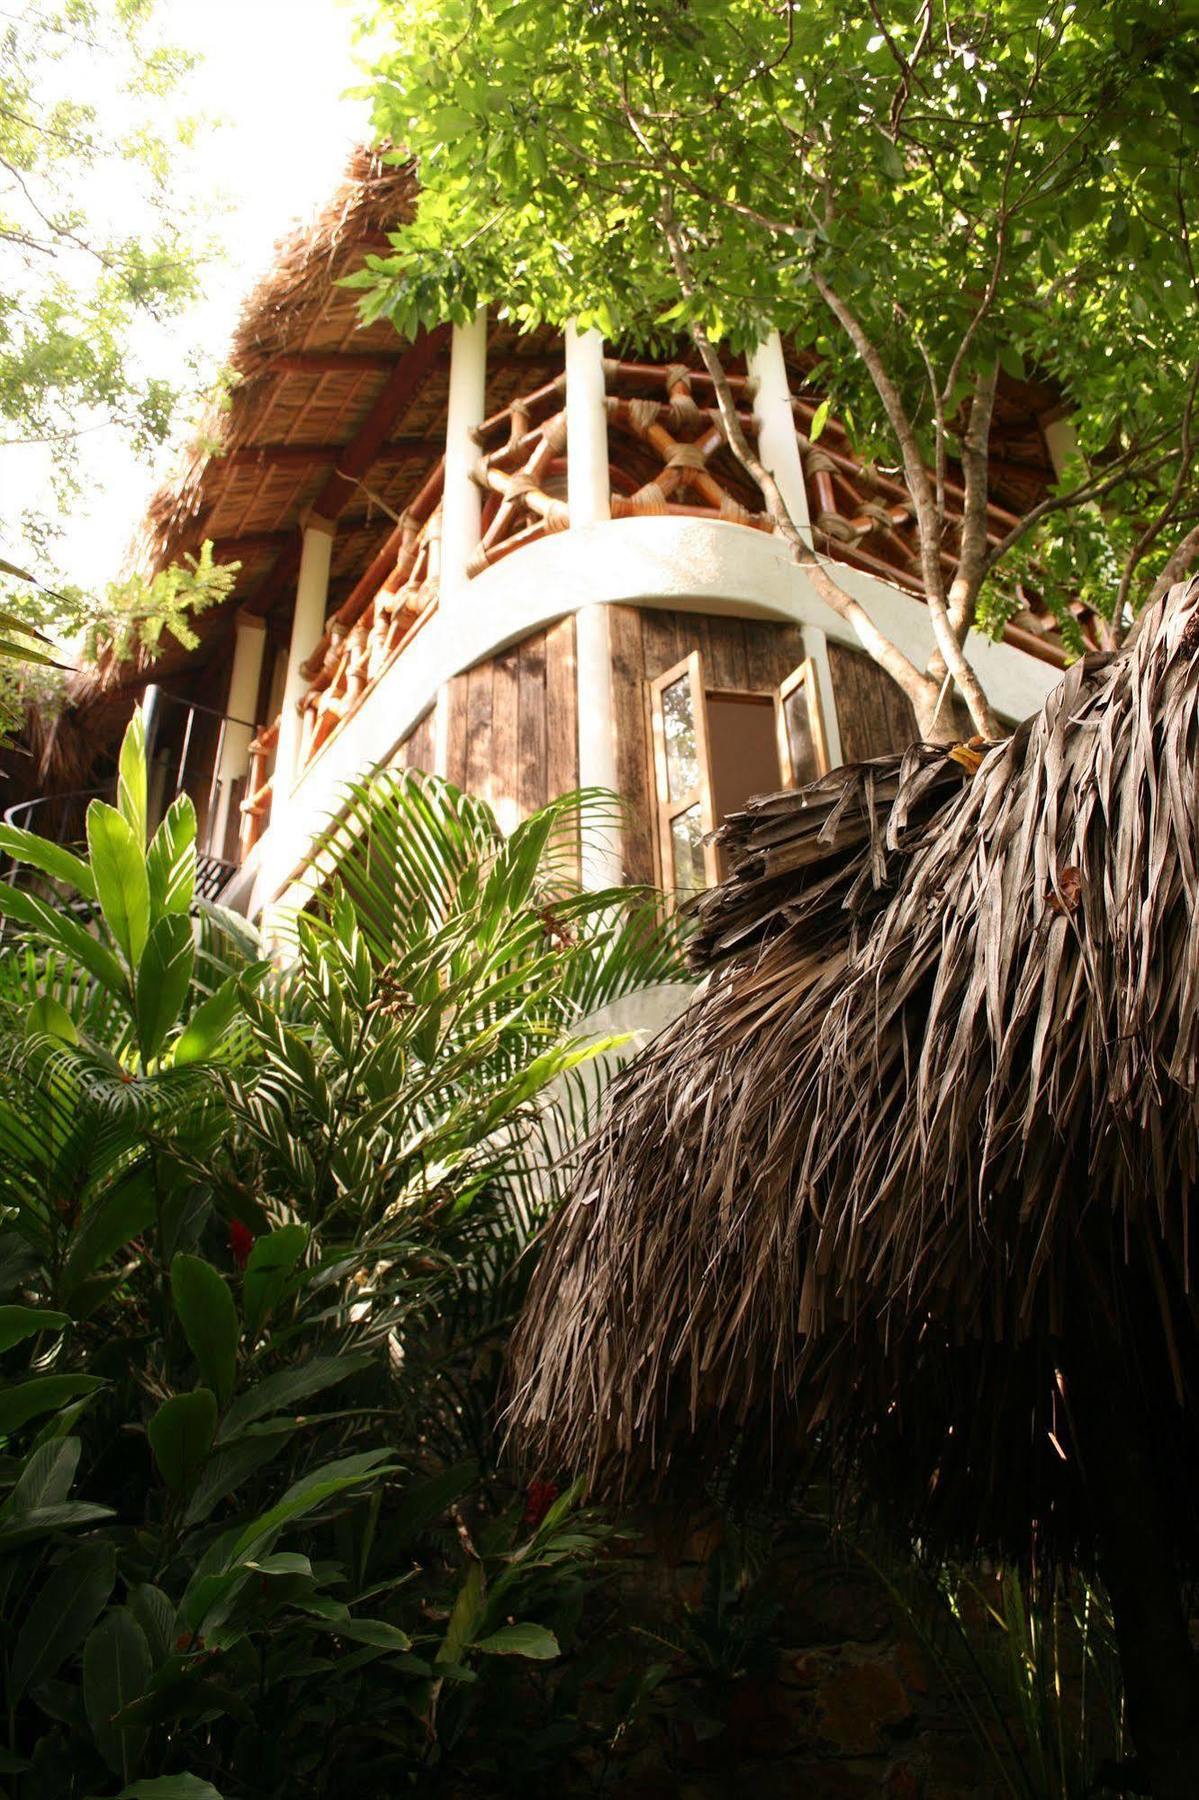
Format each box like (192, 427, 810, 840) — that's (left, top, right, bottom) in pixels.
(436, 1559, 484, 1667)
(171, 976, 240, 1066)
(0, 825, 96, 901)
(0, 1304, 69, 1352)
(808, 397, 830, 442)
(84, 1608, 152, 1779)
(216, 1352, 369, 1444)
(232, 1449, 395, 1559)
(118, 707, 148, 850)
(10, 1540, 116, 1699)
(0, 880, 126, 997)
(473, 1622, 560, 1659)
(182, 1426, 297, 1528)
(170, 1256, 239, 1406)
(136, 914, 195, 1060)
(241, 1224, 309, 1338)
(117, 1776, 224, 1799)
(26, 995, 79, 1043)
(333, 1618, 411, 1650)
(0, 1500, 114, 1549)
(4, 1435, 79, 1513)
(62, 1168, 155, 1294)
(87, 801, 150, 969)
(146, 794, 197, 922)
(127, 1583, 175, 1667)
(0, 1375, 105, 1435)
(147, 1389, 217, 1490)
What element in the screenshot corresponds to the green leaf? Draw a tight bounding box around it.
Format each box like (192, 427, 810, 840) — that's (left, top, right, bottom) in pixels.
(83, 1608, 152, 1779)
(26, 994, 80, 1043)
(0, 825, 96, 901)
(216, 1352, 369, 1444)
(0, 1375, 105, 1435)
(241, 1224, 309, 1338)
(333, 1618, 411, 1650)
(117, 1777, 224, 1799)
(87, 801, 150, 969)
(436, 1559, 485, 1667)
(147, 1389, 217, 1490)
(10, 1540, 116, 1699)
(808, 397, 830, 442)
(118, 707, 148, 851)
(136, 914, 195, 1060)
(170, 1256, 239, 1406)
(0, 1500, 114, 1549)
(0, 1304, 69, 1351)
(146, 794, 197, 922)
(232, 1449, 395, 1559)
(4, 1436, 80, 1513)
(0, 879, 127, 997)
(62, 1167, 155, 1294)
(473, 1622, 560, 1659)
(171, 976, 240, 1067)
(127, 1583, 175, 1667)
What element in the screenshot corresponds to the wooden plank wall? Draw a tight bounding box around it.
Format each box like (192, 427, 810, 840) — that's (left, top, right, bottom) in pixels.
(826, 641, 920, 762)
(826, 642, 971, 760)
(391, 704, 436, 775)
(610, 606, 808, 885)
(436, 617, 578, 819)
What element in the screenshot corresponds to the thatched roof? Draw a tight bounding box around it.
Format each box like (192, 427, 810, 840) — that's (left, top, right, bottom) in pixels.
(510, 577, 1199, 1568)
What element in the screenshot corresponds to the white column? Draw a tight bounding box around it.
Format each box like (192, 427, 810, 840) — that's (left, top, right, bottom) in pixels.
(748, 330, 811, 541)
(211, 612, 267, 854)
(1042, 411, 1079, 482)
(565, 322, 610, 525)
(575, 604, 623, 889)
(800, 624, 844, 770)
(274, 519, 334, 802)
(440, 307, 488, 607)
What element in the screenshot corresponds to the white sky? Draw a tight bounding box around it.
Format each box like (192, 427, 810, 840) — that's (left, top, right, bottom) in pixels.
(5, 0, 372, 590)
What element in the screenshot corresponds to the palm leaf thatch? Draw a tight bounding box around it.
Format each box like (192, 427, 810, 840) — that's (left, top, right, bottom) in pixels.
(510, 576, 1199, 1578)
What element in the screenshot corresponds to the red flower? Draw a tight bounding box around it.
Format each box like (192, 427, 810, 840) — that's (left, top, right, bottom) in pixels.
(228, 1219, 255, 1271)
(522, 1478, 559, 1530)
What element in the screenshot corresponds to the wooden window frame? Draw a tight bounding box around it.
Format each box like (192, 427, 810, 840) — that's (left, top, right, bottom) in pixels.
(775, 658, 830, 788)
(650, 651, 719, 897)
(650, 652, 832, 897)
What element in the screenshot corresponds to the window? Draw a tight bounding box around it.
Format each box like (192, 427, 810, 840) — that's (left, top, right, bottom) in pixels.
(650, 651, 828, 899)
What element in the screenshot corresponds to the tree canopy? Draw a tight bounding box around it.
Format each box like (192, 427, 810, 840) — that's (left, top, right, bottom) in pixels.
(359, 0, 1199, 731)
(0, 0, 222, 725)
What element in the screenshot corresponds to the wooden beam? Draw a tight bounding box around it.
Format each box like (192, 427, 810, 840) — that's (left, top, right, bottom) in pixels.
(209, 514, 380, 564)
(269, 351, 400, 378)
(216, 436, 432, 474)
(311, 323, 451, 521)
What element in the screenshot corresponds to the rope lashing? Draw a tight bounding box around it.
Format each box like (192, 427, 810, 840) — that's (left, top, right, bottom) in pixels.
(627, 398, 661, 437)
(665, 443, 708, 472)
(541, 410, 568, 456)
(803, 447, 840, 479)
(815, 510, 862, 542)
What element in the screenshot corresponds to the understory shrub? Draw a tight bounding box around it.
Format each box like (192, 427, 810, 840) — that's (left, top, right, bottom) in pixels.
(0, 708, 685, 1798)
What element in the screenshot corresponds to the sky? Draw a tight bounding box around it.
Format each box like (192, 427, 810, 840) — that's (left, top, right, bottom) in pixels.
(5, 0, 373, 591)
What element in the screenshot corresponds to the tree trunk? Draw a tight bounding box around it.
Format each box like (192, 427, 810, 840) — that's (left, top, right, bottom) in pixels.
(1068, 1327, 1199, 1798)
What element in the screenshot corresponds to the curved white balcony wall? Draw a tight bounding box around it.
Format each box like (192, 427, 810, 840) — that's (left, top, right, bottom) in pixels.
(255, 512, 1060, 917)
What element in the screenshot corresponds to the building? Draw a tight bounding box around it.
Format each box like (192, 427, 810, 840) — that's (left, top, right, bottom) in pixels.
(26, 148, 1081, 921)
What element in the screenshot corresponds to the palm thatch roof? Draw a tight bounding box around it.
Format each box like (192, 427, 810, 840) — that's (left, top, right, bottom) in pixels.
(510, 576, 1199, 1569)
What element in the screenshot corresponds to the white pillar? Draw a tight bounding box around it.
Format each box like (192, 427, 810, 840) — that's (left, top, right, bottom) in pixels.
(1042, 411, 1079, 482)
(800, 624, 844, 770)
(440, 307, 488, 606)
(575, 604, 623, 889)
(274, 520, 334, 802)
(565, 323, 610, 525)
(211, 612, 267, 854)
(748, 330, 811, 541)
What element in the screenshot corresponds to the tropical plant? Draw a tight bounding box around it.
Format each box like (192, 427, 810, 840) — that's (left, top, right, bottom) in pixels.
(359, 0, 1199, 736)
(0, 706, 688, 1797)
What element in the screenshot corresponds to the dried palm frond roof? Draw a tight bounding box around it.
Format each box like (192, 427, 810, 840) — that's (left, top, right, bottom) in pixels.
(510, 577, 1199, 1569)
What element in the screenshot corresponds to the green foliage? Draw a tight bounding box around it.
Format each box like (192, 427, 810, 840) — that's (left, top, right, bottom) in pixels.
(359, 0, 1199, 630)
(0, 710, 688, 1795)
